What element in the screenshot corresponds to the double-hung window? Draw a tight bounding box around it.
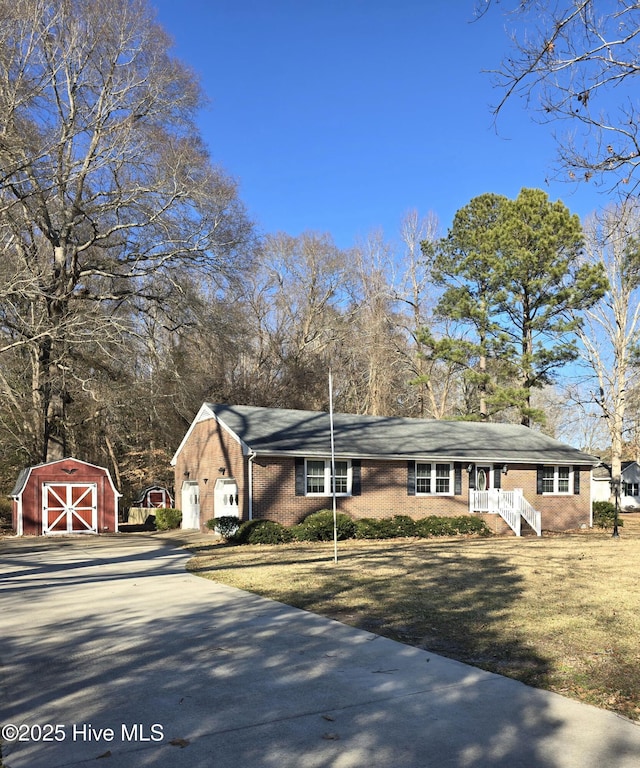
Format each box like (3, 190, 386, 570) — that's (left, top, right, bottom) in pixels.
(623, 482, 639, 496)
(306, 459, 350, 496)
(542, 466, 571, 494)
(416, 462, 452, 495)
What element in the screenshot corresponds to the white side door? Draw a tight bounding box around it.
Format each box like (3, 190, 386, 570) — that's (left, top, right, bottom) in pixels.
(180, 481, 200, 529)
(214, 478, 239, 518)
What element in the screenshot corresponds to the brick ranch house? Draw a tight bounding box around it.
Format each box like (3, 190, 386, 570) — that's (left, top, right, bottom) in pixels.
(171, 403, 599, 536)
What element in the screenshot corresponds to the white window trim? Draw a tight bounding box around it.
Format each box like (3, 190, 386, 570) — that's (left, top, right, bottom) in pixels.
(305, 458, 352, 497)
(542, 466, 573, 495)
(415, 462, 454, 496)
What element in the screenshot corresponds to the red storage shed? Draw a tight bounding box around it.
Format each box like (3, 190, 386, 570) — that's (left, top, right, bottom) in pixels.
(133, 485, 174, 509)
(10, 458, 121, 536)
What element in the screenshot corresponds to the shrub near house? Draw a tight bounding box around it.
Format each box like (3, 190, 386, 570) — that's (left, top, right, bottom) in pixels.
(592, 501, 623, 530)
(155, 508, 182, 530)
(225, 511, 491, 545)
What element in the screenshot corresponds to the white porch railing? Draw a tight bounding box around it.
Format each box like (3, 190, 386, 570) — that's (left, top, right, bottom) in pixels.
(518, 494, 542, 537)
(470, 488, 542, 537)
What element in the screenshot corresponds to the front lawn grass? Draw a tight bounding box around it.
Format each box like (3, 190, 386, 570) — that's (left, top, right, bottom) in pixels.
(186, 516, 640, 721)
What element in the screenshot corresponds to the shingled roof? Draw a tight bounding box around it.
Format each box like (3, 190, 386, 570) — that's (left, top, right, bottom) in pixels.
(173, 403, 598, 466)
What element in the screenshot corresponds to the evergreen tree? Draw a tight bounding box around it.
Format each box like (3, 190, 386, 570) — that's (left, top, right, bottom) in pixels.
(425, 188, 607, 426)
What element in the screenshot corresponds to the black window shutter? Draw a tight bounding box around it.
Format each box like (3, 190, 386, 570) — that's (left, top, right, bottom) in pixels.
(573, 466, 580, 495)
(454, 463, 462, 495)
(352, 459, 361, 496)
(494, 466, 501, 490)
(536, 465, 544, 495)
(407, 461, 416, 496)
(295, 458, 305, 496)
(468, 464, 476, 490)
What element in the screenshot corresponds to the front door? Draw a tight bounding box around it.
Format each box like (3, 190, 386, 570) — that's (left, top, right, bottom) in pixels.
(43, 482, 98, 534)
(475, 466, 493, 492)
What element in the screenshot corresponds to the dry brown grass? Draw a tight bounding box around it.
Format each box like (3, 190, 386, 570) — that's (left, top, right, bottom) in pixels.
(186, 515, 640, 721)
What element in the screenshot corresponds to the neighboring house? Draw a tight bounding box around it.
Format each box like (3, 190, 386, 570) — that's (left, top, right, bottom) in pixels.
(591, 464, 612, 505)
(622, 462, 640, 508)
(10, 457, 121, 536)
(171, 404, 598, 537)
(591, 461, 640, 510)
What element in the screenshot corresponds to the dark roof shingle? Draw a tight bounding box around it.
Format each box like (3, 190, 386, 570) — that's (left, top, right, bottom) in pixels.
(207, 404, 597, 465)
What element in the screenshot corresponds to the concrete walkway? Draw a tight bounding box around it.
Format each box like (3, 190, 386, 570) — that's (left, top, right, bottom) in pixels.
(1, 533, 639, 768)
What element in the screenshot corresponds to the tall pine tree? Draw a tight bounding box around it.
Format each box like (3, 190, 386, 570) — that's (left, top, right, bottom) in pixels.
(425, 188, 607, 426)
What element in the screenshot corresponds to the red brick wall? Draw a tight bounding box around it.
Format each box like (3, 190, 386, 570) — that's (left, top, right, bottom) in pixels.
(248, 457, 468, 525)
(174, 420, 593, 533)
(250, 459, 592, 532)
(174, 417, 247, 529)
(503, 465, 590, 531)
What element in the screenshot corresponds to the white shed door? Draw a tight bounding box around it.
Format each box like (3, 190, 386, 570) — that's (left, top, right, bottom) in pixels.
(43, 482, 98, 535)
(181, 481, 200, 529)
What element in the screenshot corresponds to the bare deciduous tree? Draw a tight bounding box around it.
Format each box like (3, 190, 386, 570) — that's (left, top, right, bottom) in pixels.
(347, 231, 405, 416)
(576, 201, 640, 492)
(395, 210, 449, 418)
(237, 231, 351, 409)
(487, 1, 640, 190)
(0, 0, 252, 462)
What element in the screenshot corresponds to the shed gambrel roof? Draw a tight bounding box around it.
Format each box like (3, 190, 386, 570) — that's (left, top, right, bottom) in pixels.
(10, 467, 30, 498)
(9, 457, 122, 499)
(172, 403, 598, 466)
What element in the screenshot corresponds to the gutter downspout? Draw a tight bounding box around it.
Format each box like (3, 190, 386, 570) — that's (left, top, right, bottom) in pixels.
(247, 451, 256, 520)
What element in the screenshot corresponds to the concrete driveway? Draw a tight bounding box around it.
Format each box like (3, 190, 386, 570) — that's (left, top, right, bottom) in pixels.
(1, 533, 639, 768)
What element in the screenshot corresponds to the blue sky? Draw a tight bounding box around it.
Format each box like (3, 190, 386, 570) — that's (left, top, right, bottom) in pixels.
(152, 0, 608, 249)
